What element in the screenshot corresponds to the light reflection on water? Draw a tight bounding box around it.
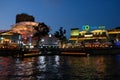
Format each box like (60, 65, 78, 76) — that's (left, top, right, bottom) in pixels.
(0, 54, 120, 80)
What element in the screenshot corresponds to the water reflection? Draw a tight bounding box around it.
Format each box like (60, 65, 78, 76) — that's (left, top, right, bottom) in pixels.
(13, 58, 35, 79)
(0, 57, 14, 80)
(0, 54, 120, 80)
(36, 55, 63, 80)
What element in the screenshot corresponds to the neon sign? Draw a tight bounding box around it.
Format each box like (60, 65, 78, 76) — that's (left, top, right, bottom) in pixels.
(98, 26, 105, 29)
(82, 25, 105, 31)
(82, 25, 90, 31)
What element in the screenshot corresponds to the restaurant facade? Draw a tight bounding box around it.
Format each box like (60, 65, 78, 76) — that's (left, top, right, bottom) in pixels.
(69, 25, 120, 48)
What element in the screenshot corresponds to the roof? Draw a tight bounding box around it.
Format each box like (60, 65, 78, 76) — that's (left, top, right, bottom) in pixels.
(0, 31, 20, 36)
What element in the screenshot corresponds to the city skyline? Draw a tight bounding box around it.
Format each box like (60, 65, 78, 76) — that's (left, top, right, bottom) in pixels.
(0, 0, 120, 38)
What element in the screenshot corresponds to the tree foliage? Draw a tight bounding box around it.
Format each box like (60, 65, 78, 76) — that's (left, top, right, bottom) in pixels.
(33, 22, 50, 46)
(33, 22, 50, 37)
(54, 27, 67, 42)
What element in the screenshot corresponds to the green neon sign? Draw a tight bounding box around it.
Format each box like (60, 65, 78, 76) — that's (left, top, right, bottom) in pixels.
(82, 25, 105, 31)
(98, 26, 105, 29)
(82, 25, 90, 31)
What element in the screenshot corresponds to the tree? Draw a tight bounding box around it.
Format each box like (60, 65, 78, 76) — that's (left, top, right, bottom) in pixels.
(54, 27, 67, 48)
(33, 22, 50, 46)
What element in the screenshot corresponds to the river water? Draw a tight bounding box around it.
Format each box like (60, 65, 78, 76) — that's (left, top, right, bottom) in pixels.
(0, 53, 120, 80)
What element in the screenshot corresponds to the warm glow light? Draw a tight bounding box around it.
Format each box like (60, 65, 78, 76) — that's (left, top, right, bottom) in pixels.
(11, 21, 39, 39)
(71, 28, 79, 36)
(0, 37, 4, 40)
(84, 34, 93, 37)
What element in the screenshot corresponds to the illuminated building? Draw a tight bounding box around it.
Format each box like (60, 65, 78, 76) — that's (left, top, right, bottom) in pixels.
(108, 29, 120, 46)
(69, 28, 80, 41)
(0, 31, 22, 49)
(11, 21, 50, 48)
(69, 25, 111, 48)
(69, 25, 108, 43)
(108, 29, 120, 40)
(11, 21, 39, 46)
(39, 34, 59, 48)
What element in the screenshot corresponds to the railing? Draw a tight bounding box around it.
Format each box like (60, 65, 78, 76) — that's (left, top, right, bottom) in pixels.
(84, 43, 111, 48)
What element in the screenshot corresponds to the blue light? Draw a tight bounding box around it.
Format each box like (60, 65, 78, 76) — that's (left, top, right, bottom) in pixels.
(115, 41, 120, 46)
(91, 26, 98, 30)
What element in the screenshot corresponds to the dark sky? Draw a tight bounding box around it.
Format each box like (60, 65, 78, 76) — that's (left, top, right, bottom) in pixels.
(0, 0, 120, 38)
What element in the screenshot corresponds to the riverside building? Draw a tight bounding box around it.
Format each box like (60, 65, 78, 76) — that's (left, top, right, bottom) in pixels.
(0, 31, 22, 49)
(69, 25, 120, 48)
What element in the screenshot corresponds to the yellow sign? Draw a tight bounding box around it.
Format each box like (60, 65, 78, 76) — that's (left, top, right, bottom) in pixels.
(71, 28, 79, 36)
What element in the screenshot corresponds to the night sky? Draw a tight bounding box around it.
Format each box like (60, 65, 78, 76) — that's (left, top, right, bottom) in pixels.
(0, 0, 120, 38)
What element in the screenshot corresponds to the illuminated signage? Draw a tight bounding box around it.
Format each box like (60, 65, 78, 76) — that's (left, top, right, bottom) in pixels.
(82, 25, 90, 31)
(98, 26, 105, 29)
(71, 28, 79, 36)
(82, 25, 105, 31)
(84, 34, 93, 37)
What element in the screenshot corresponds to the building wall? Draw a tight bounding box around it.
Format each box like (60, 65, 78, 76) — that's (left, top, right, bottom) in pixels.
(69, 28, 108, 43)
(69, 28, 120, 47)
(40, 34, 59, 47)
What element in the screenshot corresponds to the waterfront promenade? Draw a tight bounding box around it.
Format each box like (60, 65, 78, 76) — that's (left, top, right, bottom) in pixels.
(20, 47, 120, 57)
(0, 46, 120, 57)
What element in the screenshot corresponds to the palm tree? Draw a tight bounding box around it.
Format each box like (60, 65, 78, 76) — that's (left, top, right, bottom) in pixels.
(33, 22, 50, 47)
(54, 27, 67, 48)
